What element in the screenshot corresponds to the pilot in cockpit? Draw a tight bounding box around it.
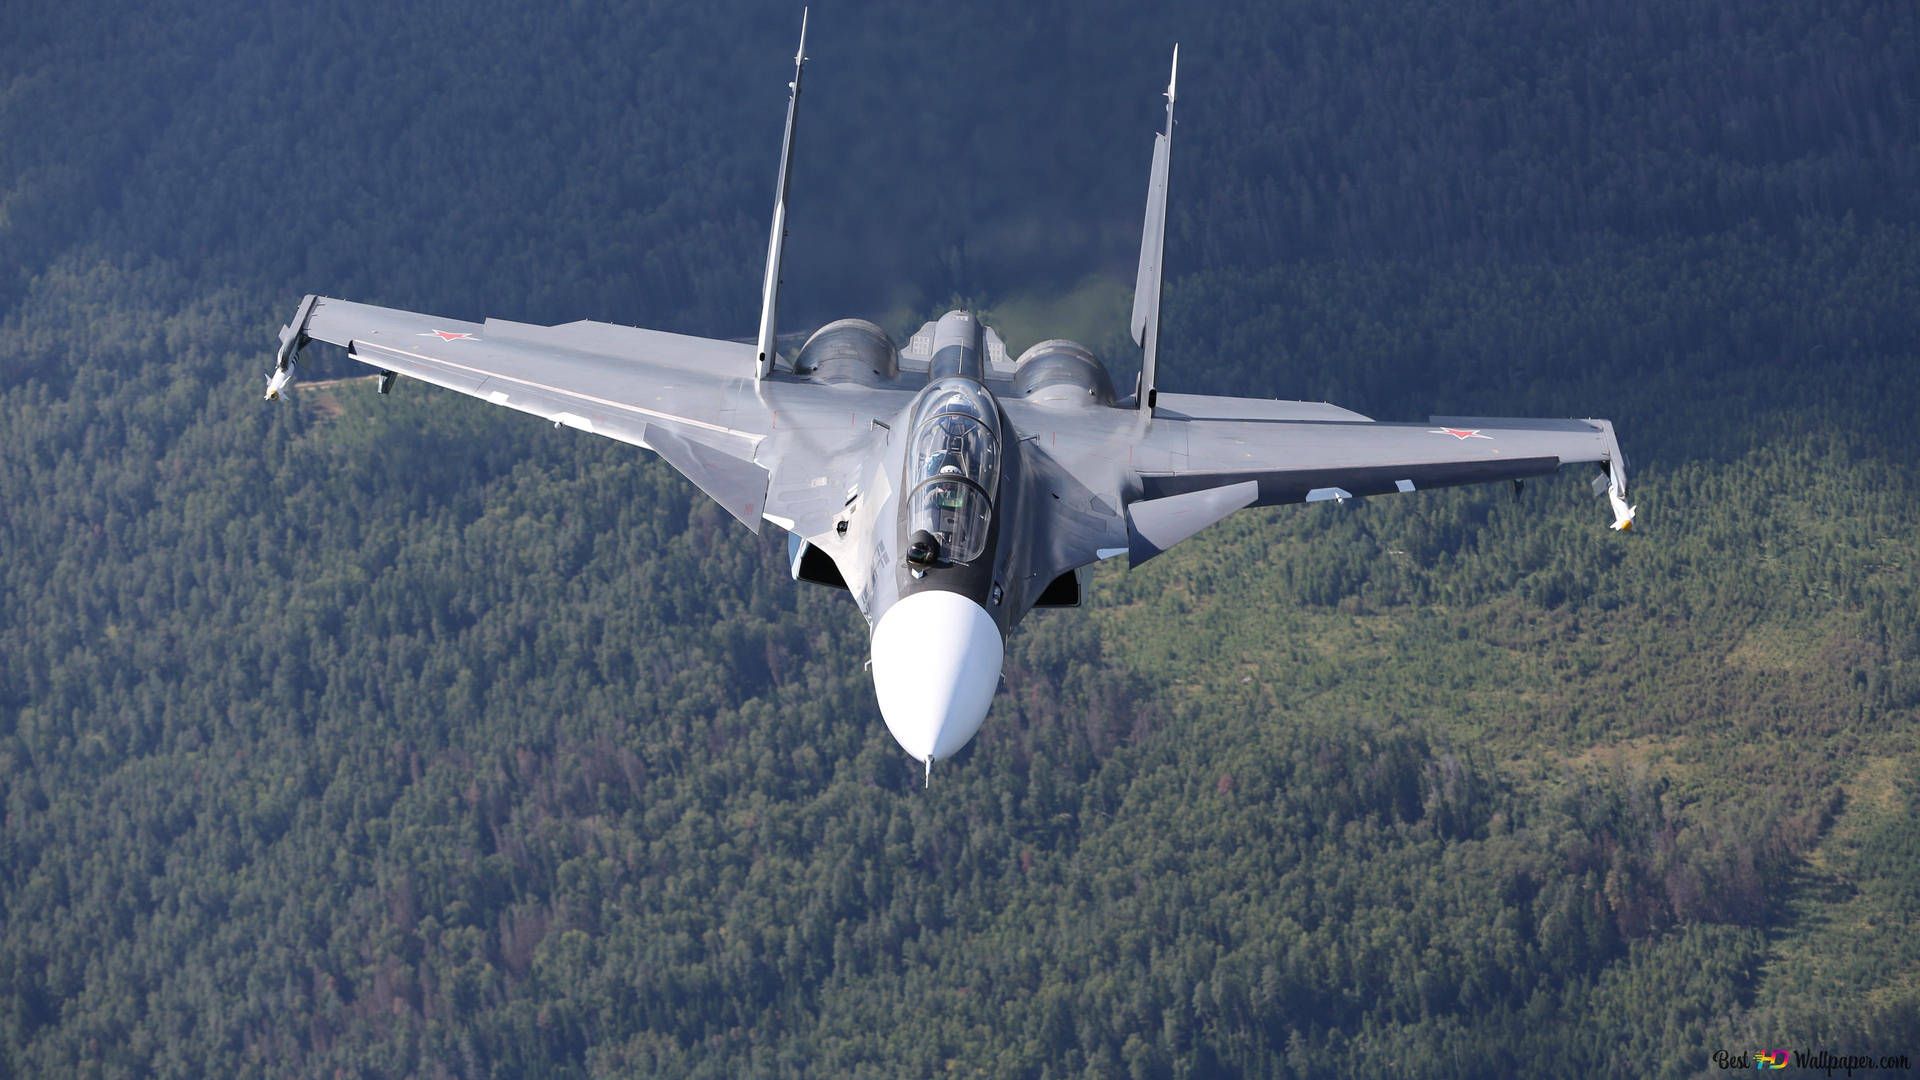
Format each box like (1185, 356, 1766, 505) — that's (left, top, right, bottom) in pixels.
(904, 379, 1003, 567)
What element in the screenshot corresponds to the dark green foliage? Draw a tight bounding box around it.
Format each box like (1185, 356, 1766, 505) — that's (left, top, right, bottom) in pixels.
(3, 1, 1918, 1077)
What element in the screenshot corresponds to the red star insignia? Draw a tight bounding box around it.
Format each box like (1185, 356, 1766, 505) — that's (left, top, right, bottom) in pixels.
(420, 329, 476, 341)
(1429, 427, 1491, 440)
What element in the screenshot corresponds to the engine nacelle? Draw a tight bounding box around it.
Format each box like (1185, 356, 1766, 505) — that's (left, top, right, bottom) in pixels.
(1011, 339, 1116, 408)
(793, 319, 899, 386)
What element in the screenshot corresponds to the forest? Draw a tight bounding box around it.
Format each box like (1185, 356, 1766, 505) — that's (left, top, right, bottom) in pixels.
(2, 0, 1917, 1076)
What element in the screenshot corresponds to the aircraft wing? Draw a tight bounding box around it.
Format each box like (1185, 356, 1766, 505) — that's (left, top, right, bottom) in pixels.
(1007, 390, 1631, 571)
(1139, 406, 1626, 506)
(1118, 396, 1632, 562)
(272, 294, 910, 537)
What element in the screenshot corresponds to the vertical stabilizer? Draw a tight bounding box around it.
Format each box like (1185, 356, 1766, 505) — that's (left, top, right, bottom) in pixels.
(1131, 45, 1177, 412)
(756, 10, 808, 379)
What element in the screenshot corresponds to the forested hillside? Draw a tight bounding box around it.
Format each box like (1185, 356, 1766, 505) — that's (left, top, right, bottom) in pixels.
(3, 1, 1917, 1077)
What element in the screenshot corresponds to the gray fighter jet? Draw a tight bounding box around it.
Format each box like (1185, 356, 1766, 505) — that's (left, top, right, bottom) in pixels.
(265, 17, 1633, 778)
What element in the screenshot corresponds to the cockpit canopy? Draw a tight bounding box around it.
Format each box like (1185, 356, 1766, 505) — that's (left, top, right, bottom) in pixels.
(905, 378, 1001, 564)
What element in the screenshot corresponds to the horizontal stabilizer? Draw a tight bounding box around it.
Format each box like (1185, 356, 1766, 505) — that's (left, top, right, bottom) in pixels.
(1126, 479, 1256, 567)
(644, 422, 770, 533)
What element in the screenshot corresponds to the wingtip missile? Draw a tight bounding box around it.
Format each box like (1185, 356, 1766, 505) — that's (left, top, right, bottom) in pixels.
(1607, 485, 1636, 531)
(1593, 454, 1634, 531)
(267, 294, 320, 400)
(264, 364, 294, 401)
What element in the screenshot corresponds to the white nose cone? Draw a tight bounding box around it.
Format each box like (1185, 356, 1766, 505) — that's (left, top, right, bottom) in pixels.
(870, 590, 1004, 763)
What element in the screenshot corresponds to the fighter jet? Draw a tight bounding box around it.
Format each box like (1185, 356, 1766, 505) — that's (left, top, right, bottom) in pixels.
(264, 16, 1633, 779)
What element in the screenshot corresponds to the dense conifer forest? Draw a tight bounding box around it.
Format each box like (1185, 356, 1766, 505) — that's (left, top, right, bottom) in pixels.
(3, 1, 1917, 1076)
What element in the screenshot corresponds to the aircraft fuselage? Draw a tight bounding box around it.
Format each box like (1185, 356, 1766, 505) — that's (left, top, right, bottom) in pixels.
(859, 312, 1036, 766)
